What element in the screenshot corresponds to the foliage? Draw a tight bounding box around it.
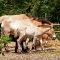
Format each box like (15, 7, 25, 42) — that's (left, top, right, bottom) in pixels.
(0, 35, 12, 50)
(0, 35, 11, 51)
(0, 35, 12, 44)
(53, 25, 60, 31)
(53, 25, 60, 40)
(0, 39, 3, 50)
(0, 0, 59, 23)
(56, 32, 60, 40)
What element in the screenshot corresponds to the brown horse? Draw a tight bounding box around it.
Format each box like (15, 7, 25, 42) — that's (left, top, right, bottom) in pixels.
(35, 27, 56, 50)
(25, 26, 56, 51)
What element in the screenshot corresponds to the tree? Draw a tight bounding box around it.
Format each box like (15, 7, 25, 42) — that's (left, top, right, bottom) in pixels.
(0, 0, 60, 23)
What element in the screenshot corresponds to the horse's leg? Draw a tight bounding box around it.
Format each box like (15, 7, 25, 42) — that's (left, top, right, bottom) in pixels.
(15, 40, 18, 53)
(26, 38, 29, 45)
(17, 34, 24, 53)
(22, 41, 28, 53)
(31, 36, 37, 52)
(21, 41, 25, 52)
(19, 37, 29, 53)
(40, 38, 44, 50)
(1, 47, 5, 56)
(25, 38, 29, 49)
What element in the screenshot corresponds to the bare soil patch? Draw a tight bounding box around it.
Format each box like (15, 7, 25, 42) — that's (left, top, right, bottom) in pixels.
(0, 40, 60, 60)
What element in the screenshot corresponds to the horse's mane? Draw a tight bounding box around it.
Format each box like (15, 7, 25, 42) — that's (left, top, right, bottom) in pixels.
(26, 14, 51, 25)
(37, 19, 51, 25)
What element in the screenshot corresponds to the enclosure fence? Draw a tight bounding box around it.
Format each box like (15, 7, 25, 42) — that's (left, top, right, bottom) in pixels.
(53, 23, 60, 32)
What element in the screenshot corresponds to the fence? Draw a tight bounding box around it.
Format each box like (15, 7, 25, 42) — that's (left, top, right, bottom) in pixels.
(53, 23, 60, 40)
(53, 23, 60, 32)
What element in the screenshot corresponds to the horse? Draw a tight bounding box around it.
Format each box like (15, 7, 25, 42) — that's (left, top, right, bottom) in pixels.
(33, 26, 56, 51)
(25, 25, 56, 52)
(9, 20, 52, 53)
(1, 21, 51, 52)
(0, 14, 52, 28)
(0, 14, 56, 53)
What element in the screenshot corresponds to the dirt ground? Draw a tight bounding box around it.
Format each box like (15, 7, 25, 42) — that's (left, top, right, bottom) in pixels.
(0, 40, 60, 60)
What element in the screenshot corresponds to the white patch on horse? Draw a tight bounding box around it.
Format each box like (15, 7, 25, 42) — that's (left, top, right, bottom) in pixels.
(10, 20, 26, 30)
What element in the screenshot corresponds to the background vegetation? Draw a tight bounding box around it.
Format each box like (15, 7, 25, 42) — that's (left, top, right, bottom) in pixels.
(0, 35, 11, 52)
(0, 0, 60, 40)
(0, 0, 60, 23)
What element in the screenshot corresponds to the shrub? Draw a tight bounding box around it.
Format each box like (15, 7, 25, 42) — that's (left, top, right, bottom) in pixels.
(53, 26, 60, 31)
(0, 35, 12, 44)
(56, 32, 60, 40)
(0, 35, 12, 51)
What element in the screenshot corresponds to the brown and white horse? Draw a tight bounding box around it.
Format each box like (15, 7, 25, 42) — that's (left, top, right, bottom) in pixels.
(25, 25, 56, 51)
(0, 14, 56, 53)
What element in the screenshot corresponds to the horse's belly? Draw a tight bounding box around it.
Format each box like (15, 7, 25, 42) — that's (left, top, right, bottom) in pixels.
(10, 20, 26, 30)
(26, 27, 35, 36)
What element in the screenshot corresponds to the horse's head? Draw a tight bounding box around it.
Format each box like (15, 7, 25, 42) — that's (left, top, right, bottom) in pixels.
(46, 28, 56, 40)
(52, 31, 56, 40)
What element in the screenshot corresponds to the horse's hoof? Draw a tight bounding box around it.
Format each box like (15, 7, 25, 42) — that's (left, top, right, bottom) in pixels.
(15, 49, 17, 53)
(41, 48, 45, 51)
(15, 51, 17, 53)
(17, 49, 22, 54)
